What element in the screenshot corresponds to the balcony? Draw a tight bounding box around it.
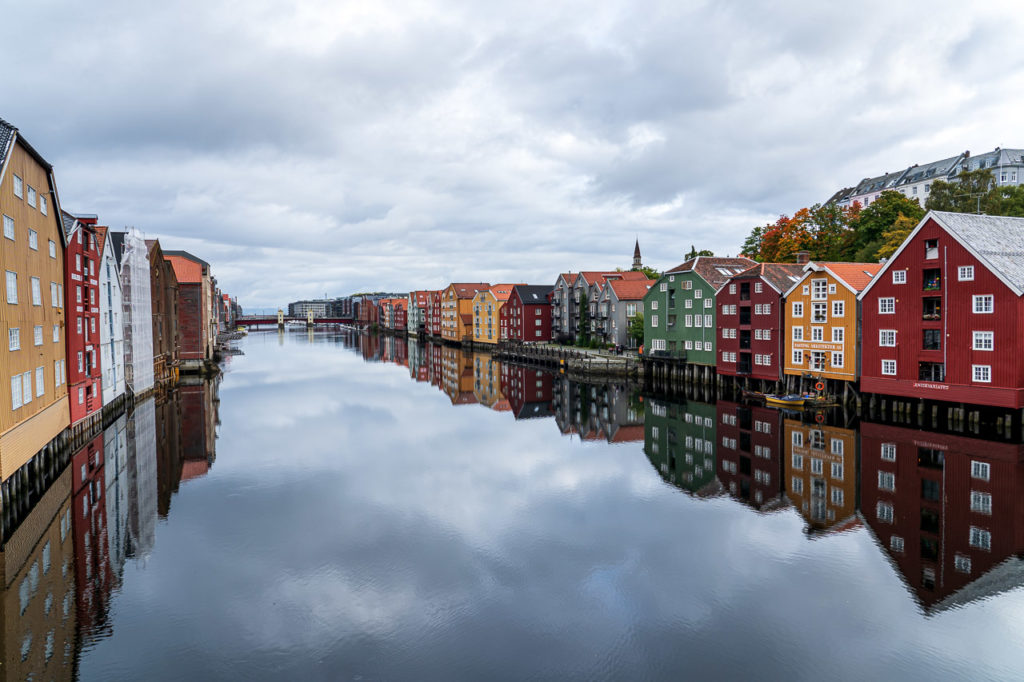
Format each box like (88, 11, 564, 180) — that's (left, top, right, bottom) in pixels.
(923, 268, 942, 291)
(922, 297, 941, 320)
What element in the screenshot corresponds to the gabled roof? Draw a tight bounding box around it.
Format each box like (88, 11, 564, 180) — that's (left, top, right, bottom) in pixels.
(608, 278, 655, 301)
(0, 118, 14, 165)
(165, 254, 204, 283)
(163, 250, 210, 269)
(785, 261, 882, 298)
(557, 273, 579, 287)
(666, 256, 757, 288)
(108, 231, 127, 269)
(446, 283, 489, 299)
(578, 270, 649, 287)
(60, 210, 77, 239)
(480, 283, 520, 302)
(724, 263, 805, 294)
(511, 284, 552, 304)
(94, 226, 108, 256)
(860, 211, 1024, 299)
(0, 117, 68, 248)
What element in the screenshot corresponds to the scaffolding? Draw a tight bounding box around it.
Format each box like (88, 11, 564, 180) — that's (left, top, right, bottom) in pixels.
(121, 227, 154, 393)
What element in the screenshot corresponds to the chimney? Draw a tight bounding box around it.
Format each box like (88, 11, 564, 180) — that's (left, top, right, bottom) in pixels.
(795, 251, 810, 265)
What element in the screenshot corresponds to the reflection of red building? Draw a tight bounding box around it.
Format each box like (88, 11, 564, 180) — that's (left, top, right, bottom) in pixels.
(156, 391, 183, 517)
(716, 401, 786, 511)
(63, 214, 104, 426)
(861, 421, 1024, 612)
(500, 363, 554, 418)
(359, 333, 381, 362)
(72, 432, 113, 636)
(428, 342, 444, 389)
(179, 379, 219, 482)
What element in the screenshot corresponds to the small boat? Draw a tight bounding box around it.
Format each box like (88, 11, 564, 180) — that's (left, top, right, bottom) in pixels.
(765, 393, 808, 407)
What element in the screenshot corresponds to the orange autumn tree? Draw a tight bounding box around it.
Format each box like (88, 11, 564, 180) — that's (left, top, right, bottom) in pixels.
(741, 203, 860, 262)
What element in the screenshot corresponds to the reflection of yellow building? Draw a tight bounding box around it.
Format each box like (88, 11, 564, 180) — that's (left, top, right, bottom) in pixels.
(473, 353, 508, 410)
(441, 346, 476, 405)
(784, 419, 858, 533)
(783, 263, 880, 385)
(472, 284, 517, 345)
(0, 468, 76, 680)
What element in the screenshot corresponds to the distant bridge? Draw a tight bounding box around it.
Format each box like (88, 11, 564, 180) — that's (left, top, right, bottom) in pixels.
(236, 315, 355, 328)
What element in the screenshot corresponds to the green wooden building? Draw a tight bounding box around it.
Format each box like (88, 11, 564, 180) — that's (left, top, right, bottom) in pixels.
(642, 256, 755, 365)
(643, 398, 720, 495)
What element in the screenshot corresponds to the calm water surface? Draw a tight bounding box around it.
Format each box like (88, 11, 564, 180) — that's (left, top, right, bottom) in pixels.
(7, 330, 1024, 680)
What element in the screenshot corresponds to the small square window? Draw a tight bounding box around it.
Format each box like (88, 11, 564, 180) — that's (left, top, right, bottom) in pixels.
(958, 266, 974, 281)
(892, 270, 906, 284)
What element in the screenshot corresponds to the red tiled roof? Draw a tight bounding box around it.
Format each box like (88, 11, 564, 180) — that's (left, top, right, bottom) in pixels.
(165, 254, 204, 283)
(447, 283, 490, 299)
(560, 273, 579, 286)
(609, 278, 656, 301)
(818, 262, 883, 292)
(487, 283, 522, 302)
(180, 460, 210, 482)
(94, 226, 108, 256)
(579, 270, 649, 286)
(610, 425, 644, 442)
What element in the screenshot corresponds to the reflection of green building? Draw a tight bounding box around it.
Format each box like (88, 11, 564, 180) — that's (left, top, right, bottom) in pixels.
(644, 397, 721, 495)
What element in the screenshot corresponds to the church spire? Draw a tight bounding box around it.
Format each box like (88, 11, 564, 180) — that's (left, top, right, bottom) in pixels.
(632, 238, 642, 270)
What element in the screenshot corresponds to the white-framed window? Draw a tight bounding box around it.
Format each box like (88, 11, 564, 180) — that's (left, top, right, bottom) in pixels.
(11, 374, 22, 409)
(792, 349, 803, 365)
(831, 351, 844, 368)
(49, 240, 56, 258)
(685, 299, 693, 309)
(832, 460, 844, 479)
(729, 284, 736, 294)
(831, 327, 844, 343)
(28, 229, 37, 250)
(972, 460, 990, 480)
(26, 186, 36, 207)
(792, 452, 803, 469)
(30, 277, 40, 306)
(34, 367, 43, 397)
(954, 554, 971, 573)
(973, 295, 993, 314)
(651, 314, 658, 328)
(811, 302, 827, 323)
(879, 330, 896, 346)
(811, 458, 823, 474)
(792, 326, 803, 341)
(958, 265, 974, 281)
(2, 215, 13, 240)
(660, 282, 667, 292)
(832, 301, 844, 317)
(76, 317, 82, 334)
(792, 301, 803, 317)
(881, 443, 896, 461)
(77, 351, 83, 373)
(877, 501, 894, 522)
(695, 289, 703, 299)
(21, 371, 30, 405)
(811, 327, 823, 342)
(8, 327, 19, 351)
(57, 284, 62, 308)
(792, 431, 804, 448)
(651, 300, 658, 310)
(891, 536, 905, 553)
(704, 299, 712, 309)
(4, 271, 17, 305)
(828, 284, 836, 294)
(879, 297, 895, 314)
(882, 359, 896, 376)
(33, 325, 42, 346)
(970, 491, 992, 515)
(972, 331, 993, 351)
(892, 270, 907, 284)
(78, 387, 84, 405)
(791, 477, 803, 494)
(831, 488, 844, 506)
(52, 325, 59, 343)
(12, 175, 23, 198)
(972, 365, 991, 383)
(763, 329, 771, 341)
(54, 360, 60, 388)
(878, 471, 895, 491)
(969, 526, 991, 551)
(40, 195, 47, 216)
(811, 279, 828, 300)
(76, 286, 82, 303)
(802, 285, 810, 295)
(704, 315, 711, 327)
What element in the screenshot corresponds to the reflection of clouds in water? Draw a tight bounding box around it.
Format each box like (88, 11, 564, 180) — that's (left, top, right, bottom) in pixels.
(76, 335, 1024, 680)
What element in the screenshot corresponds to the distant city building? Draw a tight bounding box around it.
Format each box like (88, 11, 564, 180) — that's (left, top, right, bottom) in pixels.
(832, 147, 1024, 208)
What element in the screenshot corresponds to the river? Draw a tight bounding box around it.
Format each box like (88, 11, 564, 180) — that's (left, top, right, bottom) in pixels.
(5, 329, 1024, 680)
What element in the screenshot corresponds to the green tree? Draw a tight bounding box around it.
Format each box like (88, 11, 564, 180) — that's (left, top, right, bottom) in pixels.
(627, 312, 644, 346)
(848, 190, 925, 261)
(925, 169, 994, 213)
(632, 265, 660, 280)
(985, 184, 1024, 217)
(685, 245, 715, 259)
(875, 212, 919, 261)
(577, 290, 590, 344)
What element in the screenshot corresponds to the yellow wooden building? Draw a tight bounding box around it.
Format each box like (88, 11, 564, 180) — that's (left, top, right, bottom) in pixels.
(783, 418, 858, 534)
(0, 121, 70, 481)
(441, 283, 488, 343)
(782, 262, 881, 389)
(472, 283, 517, 345)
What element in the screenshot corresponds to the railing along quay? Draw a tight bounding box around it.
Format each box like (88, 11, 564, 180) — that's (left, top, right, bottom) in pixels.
(493, 341, 641, 379)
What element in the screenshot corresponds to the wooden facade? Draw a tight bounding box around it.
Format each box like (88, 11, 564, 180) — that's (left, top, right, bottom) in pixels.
(148, 239, 180, 387)
(500, 285, 552, 342)
(0, 128, 70, 480)
(62, 214, 102, 426)
(783, 418, 859, 533)
(859, 212, 1024, 409)
(783, 262, 881, 386)
(440, 283, 488, 343)
(716, 400, 786, 511)
(472, 284, 515, 345)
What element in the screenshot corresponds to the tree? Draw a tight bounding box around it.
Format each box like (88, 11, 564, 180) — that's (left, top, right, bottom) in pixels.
(685, 245, 715, 259)
(848, 190, 925, 262)
(875, 212, 919, 261)
(632, 265, 660, 280)
(577, 290, 590, 344)
(627, 312, 644, 346)
(985, 184, 1024, 217)
(925, 169, 994, 213)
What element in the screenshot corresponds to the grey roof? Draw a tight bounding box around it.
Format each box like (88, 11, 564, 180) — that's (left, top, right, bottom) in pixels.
(895, 154, 962, 187)
(163, 249, 211, 268)
(930, 211, 1024, 293)
(108, 231, 127, 269)
(515, 401, 554, 420)
(853, 168, 908, 195)
(0, 118, 14, 167)
(60, 210, 77, 239)
(512, 284, 552, 304)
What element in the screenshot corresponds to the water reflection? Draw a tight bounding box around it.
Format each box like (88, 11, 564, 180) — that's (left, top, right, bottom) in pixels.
(0, 379, 220, 679)
(350, 331, 1024, 618)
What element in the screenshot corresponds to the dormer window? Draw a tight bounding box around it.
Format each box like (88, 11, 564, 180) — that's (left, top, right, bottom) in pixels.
(925, 239, 938, 259)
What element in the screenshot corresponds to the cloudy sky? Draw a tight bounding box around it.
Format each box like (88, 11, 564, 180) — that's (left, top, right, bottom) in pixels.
(4, 1, 1023, 308)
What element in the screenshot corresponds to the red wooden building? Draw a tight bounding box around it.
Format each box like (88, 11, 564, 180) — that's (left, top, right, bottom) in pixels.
(716, 400, 787, 512)
(356, 298, 379, 328)
(716, 263, 804, 385)
(860, 420, 1024, 612)
(62, 212, 103, 425)
(499, 285, 552, 342)
(860, 211, 1024, 408)
(427, 290, 442, 337)
(72, 432, 113, 633)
